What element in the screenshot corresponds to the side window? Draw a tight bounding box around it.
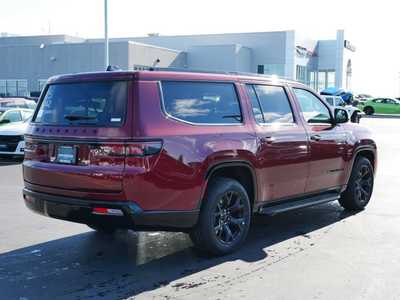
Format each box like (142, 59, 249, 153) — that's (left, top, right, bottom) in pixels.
(246, 85, 264, 123)
(293, 88, 331, 124)
(4, 110, 22, 122)
(248, 84, 294, 124)
(21, 110, 33, 120)
(162, 81, 242, 124)
(325, 97, 334, 106)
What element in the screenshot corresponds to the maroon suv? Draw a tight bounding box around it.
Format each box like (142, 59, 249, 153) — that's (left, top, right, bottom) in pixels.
(23, 70, 377, 255)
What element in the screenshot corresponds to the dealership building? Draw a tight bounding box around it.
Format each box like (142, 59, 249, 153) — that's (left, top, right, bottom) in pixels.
(0, 29, 355, 97)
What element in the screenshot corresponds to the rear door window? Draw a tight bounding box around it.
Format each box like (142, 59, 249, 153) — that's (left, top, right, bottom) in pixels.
(247, 84, 294, 124)
(33, 81, 128, 126)
(161, 81, 242, 124)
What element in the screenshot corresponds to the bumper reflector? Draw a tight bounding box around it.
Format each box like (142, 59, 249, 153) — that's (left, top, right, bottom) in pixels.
(92, 207, 124, 216)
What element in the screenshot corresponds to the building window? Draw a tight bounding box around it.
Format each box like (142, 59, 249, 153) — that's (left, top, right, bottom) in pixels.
(38, 79, 47, 91)
(309, 71, 317, 90)
(0, 79, 28, 97)
(296, 65, 308, 84)
(327, 71, 335, 88)
(318, 71, 326, 91)
(258, 64, 285, 77)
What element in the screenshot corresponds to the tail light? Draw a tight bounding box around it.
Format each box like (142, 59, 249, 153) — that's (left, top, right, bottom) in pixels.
(25, 138, 163, 169)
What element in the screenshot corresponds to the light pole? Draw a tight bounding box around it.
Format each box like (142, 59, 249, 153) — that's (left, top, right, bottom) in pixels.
(104, 0, 109, 69)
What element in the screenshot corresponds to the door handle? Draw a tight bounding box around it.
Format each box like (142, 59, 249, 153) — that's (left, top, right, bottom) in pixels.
(310, 134, 321, 141)
(260, 136, 275, 144)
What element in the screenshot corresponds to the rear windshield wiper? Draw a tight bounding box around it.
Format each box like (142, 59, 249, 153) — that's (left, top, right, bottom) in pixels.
(64, 115, 96, 121)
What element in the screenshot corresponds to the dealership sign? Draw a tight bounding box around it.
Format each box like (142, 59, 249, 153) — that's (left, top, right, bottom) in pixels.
(344, 40, 356, 52)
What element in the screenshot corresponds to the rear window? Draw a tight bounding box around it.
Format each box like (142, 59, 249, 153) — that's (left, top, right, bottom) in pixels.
(161, 81, 242, 124)
(33, 81, 128, 126)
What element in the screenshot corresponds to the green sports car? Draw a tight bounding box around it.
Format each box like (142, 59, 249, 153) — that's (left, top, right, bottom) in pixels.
(358, 98, 400, 115)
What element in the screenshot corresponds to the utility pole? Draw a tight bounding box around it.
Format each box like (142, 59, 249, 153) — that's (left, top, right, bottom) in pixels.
(104, 0, 109, 69)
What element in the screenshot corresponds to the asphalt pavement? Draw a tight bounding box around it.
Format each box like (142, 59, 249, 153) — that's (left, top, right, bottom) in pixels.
(0, 117, 399, 300)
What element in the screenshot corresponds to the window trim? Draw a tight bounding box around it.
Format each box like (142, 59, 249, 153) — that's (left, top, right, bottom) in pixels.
(246, 83, 297, 126)
(292, 87, 334, 125)
(158, 81, 244, 126)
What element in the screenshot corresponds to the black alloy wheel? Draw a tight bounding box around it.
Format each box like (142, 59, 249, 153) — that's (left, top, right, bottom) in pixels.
(353, 164, 373, 206)
(339, 157, 374, 210)
(214, 190, 247, 245)
(190, 177, 251, 256)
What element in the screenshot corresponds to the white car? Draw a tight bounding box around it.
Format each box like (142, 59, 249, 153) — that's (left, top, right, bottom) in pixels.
(0, 118, 30, 157)
(323, 95, 362, 123)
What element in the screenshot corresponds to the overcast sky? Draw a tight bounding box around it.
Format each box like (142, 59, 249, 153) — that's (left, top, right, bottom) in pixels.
(1, 0, 399, 96)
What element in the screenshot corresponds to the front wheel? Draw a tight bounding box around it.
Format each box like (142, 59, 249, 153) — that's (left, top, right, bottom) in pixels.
(339, 157, 374, 211)
(190, 177, 251, 256)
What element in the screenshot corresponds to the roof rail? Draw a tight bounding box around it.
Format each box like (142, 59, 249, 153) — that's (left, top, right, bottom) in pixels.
(147, 67, 297, 82)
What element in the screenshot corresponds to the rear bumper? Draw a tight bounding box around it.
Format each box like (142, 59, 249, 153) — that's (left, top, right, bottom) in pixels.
(23, 188, 199, 231)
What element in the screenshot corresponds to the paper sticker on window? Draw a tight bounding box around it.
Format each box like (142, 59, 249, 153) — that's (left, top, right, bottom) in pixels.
(111, 118, 121, 122)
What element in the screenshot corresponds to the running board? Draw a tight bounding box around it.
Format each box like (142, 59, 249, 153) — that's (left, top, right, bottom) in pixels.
(258, 192, 340, 216)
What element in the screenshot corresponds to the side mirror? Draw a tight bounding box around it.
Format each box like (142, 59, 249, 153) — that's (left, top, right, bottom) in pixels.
(334, 108, 349, 124)
(0, 119, 11, 124)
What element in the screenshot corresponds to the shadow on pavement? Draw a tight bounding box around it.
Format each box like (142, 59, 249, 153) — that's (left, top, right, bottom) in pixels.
(0, 202, 357, 300)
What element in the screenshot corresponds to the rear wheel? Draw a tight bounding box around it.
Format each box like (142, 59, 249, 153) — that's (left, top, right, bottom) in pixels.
(190, 177, 251, 256)
(339, 157, 374, 211)
(364, 106, 374, 115)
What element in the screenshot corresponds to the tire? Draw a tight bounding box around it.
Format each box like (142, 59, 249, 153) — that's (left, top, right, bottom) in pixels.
(364, 106, 374, 115)
(87, 224, 119, 234)
(190, 177, 251, 256)
(351, 112, 360, 123)
(339, 157, 374, 211)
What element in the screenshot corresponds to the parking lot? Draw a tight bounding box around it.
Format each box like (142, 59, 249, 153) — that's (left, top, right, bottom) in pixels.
(0, 117, 399, 300)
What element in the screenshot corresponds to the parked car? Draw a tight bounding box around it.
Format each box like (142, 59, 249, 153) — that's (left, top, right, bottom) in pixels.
(320, 87, 354, 104)
(0, 97, 36, 110)
(0, 117, 30, 157)
(23, 70, 377, 255)
(0, 108, 34, 125)
(323, 95, 362, 123)
(358, 98, 400, 115)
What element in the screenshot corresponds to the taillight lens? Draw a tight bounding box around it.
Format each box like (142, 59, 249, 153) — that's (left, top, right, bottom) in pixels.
(24, 139, 163, 167)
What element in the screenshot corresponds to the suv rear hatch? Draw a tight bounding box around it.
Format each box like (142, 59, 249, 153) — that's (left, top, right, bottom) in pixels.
(23, 76, 132, 195)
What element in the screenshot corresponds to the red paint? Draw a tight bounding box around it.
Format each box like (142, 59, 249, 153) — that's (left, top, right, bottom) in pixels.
(23, 71, 377, 214)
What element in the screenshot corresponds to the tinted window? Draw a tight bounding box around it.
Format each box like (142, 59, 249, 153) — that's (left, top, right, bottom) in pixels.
(162, 82, 242, 124)
(34, 81, 127, 126)
(246, 85, 264, 123)
(293, 88, 331, 124)
(250, 85, 294, 123)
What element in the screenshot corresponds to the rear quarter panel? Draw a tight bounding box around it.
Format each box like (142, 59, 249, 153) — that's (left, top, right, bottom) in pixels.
(124, 80, 258, 211)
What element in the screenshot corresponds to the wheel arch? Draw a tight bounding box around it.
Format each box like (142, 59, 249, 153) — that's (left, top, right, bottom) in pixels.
(200, 161, 258, 212)
(346, 146, 377, 185)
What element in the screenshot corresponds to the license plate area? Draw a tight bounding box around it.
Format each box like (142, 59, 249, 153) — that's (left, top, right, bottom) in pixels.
(56, 145, 77, 164)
